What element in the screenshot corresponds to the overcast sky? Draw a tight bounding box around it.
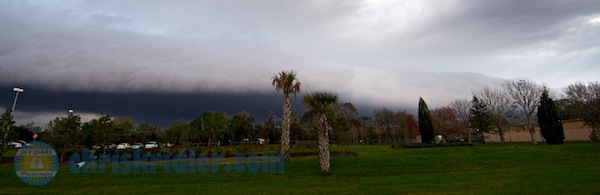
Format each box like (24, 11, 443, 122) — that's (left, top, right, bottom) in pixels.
(1, 0, 599, 127)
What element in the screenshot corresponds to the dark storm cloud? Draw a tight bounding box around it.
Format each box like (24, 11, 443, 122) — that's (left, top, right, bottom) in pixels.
(0, 86, 305, 127)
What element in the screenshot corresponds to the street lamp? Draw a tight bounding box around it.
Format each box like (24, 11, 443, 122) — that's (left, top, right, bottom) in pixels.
(11, 87, 24, 112)
(67, 109, 74, 117)
(4, 87, 23, 141)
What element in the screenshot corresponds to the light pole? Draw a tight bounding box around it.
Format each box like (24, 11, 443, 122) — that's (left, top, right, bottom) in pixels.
(67, 109, 74, 118)
(4, 87, 23, 141)
(11, 87, 24, 112)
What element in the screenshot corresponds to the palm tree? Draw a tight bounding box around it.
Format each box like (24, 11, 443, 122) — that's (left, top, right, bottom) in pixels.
(272, 70, 301, 161)
(303, 91, 338, 172)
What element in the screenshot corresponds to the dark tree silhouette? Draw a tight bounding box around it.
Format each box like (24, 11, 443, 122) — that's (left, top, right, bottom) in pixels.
(418, 97, 434, 144)
(537, 88, 565, 145)
(470, 96, 493, 144)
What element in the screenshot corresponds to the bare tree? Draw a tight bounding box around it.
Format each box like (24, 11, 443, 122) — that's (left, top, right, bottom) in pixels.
(564, 81, 600, 142)
(373, 109, 413, 144)
(475, 86, 514, 145)
(450, 99, 473, 143)
(392, 111, 409, 143)
(431, 107, 461, 143)
(503, 79, 543, 144)
(373, 108, 394, 143)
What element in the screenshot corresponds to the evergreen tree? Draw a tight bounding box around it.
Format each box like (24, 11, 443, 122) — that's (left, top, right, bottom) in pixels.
(470, 96, 493, 144)
(418, 97, 435, 144)
(537, 88, 565, 145)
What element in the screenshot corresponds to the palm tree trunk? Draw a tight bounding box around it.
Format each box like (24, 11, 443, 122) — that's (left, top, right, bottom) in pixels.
(280, 93, 292, 161)
(318, 113, 330, 172)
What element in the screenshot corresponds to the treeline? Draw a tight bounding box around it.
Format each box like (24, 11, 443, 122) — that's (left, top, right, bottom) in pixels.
(417, 80, 599, 145)
(4, 103, 419, 148)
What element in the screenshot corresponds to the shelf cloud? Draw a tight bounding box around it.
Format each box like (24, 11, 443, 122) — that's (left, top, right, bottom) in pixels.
(1, 0, 598, 126)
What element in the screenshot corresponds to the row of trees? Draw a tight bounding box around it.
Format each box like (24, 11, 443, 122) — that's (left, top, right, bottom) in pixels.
(401, 80, 598, 146)
(440, 80, 599, 145)
(0, 101, 412, 163)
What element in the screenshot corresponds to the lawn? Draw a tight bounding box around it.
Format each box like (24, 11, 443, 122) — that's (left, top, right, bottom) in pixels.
(1, 142, 599, 194)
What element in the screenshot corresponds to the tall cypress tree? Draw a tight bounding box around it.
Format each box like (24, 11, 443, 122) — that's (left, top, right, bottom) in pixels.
(418, 97, 435, 144)
(537, 89, 565, 145)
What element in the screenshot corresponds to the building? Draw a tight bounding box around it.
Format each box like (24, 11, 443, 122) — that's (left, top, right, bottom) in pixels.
(484, 119, 592, 143)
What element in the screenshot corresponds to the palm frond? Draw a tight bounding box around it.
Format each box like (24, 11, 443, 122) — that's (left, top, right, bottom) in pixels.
(303, 91, 338, 113)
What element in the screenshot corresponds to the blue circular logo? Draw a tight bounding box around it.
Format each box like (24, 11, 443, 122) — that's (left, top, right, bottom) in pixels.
(14, 141, 59, 186)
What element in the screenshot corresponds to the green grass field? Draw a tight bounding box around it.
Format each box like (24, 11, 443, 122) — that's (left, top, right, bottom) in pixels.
(1, 142, 599, 194)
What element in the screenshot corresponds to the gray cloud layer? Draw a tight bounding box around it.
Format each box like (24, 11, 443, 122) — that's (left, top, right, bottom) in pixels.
(1, 0, 599, 124)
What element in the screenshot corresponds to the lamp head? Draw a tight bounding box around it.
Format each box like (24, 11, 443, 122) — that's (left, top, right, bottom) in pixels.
(13, 88, 24, 93)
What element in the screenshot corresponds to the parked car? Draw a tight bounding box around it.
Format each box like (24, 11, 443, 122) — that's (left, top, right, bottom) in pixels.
(116, 143, 131, 150)
(131, 143, 143, 149)
(8, 141, 22, 149)
(92, 144, 102, 150)
(9, 140, 31, 149)
(447, 136, 467, 143)
(144, 141, 159, 149)
(108, 143, 118, 150)
(16, 140, 30, 147)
